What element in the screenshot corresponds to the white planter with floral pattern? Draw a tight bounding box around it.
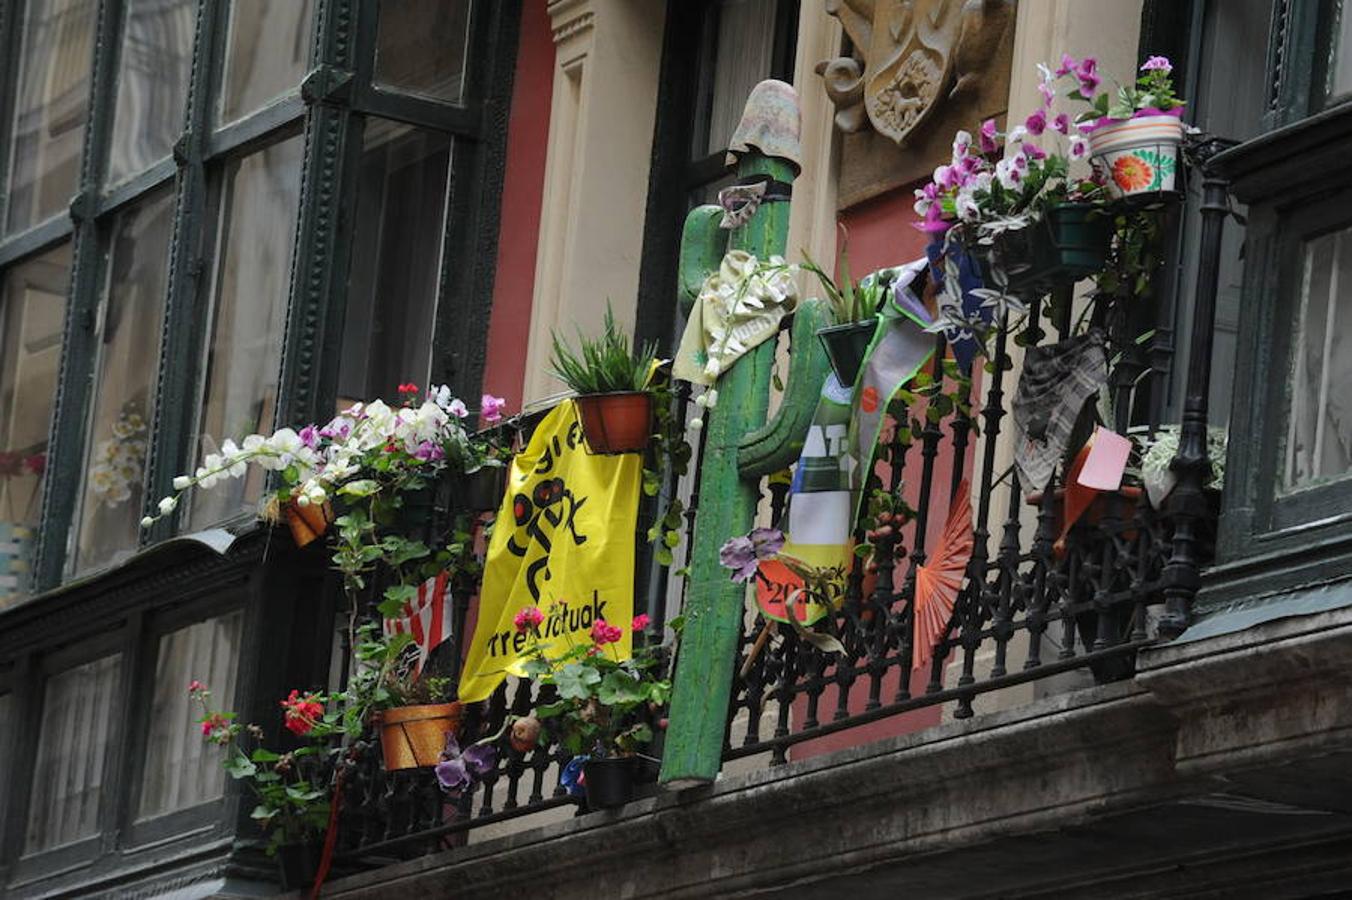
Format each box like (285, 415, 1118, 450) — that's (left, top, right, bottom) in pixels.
(1088, 114, 1185, 199)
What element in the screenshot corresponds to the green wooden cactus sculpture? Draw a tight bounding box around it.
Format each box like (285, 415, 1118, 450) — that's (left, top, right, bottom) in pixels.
(661, 81, 834, 786)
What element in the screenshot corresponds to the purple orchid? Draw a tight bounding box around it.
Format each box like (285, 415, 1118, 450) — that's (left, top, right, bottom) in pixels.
(979, 118, 999, 154)
(1024, 108, 1047, 136)
(435, 735, 498, 794)
(719, 527, 786, 583)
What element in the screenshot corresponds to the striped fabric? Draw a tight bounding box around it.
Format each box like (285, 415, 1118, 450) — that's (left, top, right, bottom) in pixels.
(383, 571, 453, 676)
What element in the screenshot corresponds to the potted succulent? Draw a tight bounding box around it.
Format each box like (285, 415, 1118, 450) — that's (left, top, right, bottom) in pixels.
(549, 307, 658, 454)
(1060, 54, 1186, 201)
(803, 249, 893, 388)
(515, 606, 679, 810)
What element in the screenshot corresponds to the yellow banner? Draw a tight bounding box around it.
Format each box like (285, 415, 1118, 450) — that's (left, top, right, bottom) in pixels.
(458, 400, 641, 702)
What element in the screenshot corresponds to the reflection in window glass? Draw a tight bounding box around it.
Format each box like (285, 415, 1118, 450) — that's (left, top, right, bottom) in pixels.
(4, 0, 98, 234)
(219, 0, 313, 123)
(1334, 6, 1352, 98)
(139, 611, 242, 818)
(0, 244, 70, 609)
(71, 192, 173, 575)
(692, 0, 778, 157)
(189, 138, 304, 528)
(106, 0, 196, 185)
(1283, 227, 1352, 491)
(26, 654, 121, 853)
(374, 0, 472, 104)
(338, 120, 450, 406)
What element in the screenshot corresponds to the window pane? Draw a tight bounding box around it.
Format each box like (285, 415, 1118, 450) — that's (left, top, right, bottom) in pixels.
(219, 0, 313, 124)
(188, 137, 304, 528)
(106, 0, 196, 185)
(693, 0, 778, 157)
(1283, 226, 1352, 492)
(4, 0, 98, 234)
(374, 0, 472, 104)
(70, 192, 173, 575)
(1334, 5, 1352, 98)
(338, 120, 450, 405)
(26, 654, 121, 853)
(0, 243, 70, 609)
(138, 611, 242, 818)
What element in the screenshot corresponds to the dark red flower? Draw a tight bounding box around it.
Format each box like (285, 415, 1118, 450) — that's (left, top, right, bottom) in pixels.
(280, 690, 324, 736)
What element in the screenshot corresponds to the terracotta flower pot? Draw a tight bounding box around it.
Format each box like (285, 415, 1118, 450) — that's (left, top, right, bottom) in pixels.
(378, 702, 463, 771)
(574, 392, 653, 454)
(283, 499, 333, 548)
(582, 755, 637, 810)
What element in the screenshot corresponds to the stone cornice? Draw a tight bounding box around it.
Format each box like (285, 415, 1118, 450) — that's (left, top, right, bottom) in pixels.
(546, 0, 594, 44)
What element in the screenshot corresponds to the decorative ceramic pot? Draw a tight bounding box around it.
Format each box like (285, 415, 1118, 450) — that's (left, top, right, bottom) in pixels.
(378, 702, 464, 770)
(1088, 113, 1185, 200)
(816, 319, 878, 388)
(582, 755, 637, 810)
(574, 392, 653, 454)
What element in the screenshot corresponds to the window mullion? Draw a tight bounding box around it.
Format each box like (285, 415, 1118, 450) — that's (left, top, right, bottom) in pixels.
(142, 0, 224, 548)
(32, 0, 128, 591)
(276, 0, 363, 428)
(0, 2, 21, 219)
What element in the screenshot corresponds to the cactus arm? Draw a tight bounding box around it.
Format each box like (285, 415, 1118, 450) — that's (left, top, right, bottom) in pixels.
(678, 206, 729, 317)
(737, 297, 835, 478)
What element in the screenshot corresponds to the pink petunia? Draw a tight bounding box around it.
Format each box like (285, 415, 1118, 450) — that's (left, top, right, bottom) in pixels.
(1025, 109, 1047, 136)
(480, 394, 507, 424)
(979, 118, 1000, 154)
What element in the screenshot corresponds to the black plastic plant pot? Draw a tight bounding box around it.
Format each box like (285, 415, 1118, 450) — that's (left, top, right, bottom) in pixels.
(456, 465, 508, 512)
(275, 843, 318, 892)
(583, 755, 637, 810)
(816, 319, 877, 388)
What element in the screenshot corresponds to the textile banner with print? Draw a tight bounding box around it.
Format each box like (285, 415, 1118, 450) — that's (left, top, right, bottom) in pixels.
(458, 401, 641, 702)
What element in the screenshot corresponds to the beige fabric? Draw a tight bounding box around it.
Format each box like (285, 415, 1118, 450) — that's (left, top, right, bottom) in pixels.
(674, 251, 798, 390)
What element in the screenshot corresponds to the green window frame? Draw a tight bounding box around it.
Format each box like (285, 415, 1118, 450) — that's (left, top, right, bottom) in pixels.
(0, 0, 519, 599)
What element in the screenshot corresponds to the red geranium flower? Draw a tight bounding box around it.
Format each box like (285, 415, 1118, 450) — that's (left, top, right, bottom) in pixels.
(280, 689, 325, 736)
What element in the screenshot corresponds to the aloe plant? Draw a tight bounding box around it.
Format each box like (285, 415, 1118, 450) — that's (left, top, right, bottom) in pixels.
(549, 306, 657, 394)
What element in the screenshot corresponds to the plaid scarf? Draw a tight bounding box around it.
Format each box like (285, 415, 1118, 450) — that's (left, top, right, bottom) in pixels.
(1011, 330, 1108, 494)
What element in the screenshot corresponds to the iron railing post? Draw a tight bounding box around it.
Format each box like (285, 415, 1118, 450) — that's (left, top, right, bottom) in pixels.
(1159, 138, 1235, 638)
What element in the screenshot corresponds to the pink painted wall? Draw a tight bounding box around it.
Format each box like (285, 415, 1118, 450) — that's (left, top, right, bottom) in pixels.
(480, 0, 554, 415)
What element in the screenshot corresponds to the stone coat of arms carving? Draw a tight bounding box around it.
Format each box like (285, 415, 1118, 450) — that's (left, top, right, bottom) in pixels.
(820, 0, 1015, 146)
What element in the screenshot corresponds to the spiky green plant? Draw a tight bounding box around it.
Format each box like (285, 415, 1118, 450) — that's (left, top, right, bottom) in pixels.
(549, 306, 658, 394)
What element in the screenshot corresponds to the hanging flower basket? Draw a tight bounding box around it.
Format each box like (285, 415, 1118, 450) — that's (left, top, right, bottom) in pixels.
(378, 702, 464, 771)
(987, 202, 1113, 293)
(1088, 112, 1184, 201)
(816, 318, 878, 388)
(574, 392, 653, 455)
(582, 755, 637, 809)
(282, 499, 333, 548)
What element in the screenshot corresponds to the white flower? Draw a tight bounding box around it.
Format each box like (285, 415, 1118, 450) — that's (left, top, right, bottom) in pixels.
(200, 454, 223, 489)
(995, 157, 1024, 190)
(951, 130, 972, 163)
(140, 516, 155, 528)
(242, 434, 266, 453)
(173, 475, 192, 490)
(158, 496, 177, 514)
(956, 190, 981, 221)
(1006, 125, 1029, 145)
(430, 384, 453, 411)
(1069, 135, 1089, 159)
(688, 418, 703, 433)
(265, 428, 304, 468)
(219, 439, 248, 478)
(448, 398, 468, 419)
(706, 388, 719, 407)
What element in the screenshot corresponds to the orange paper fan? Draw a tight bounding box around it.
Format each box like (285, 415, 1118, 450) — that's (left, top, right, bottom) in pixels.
(913, 480, 973, 671)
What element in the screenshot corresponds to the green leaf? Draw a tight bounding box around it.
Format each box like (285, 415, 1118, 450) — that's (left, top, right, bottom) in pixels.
(338, 479, 380, 498)
(225, 750, 257, 779)
(379, 583, 418, 617)
(554, 663, 601, 700)
(250, 748, 281, 763)
(597, 670, 646, 706)
(251, 804, 277, 821)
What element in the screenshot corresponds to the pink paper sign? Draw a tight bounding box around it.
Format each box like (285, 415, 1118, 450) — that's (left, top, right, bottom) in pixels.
(1077, 427, 1132, 491)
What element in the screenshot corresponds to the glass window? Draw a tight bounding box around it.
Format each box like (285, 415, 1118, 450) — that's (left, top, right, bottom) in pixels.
(69, 192, 173, 575)
(138, 611, 242, 818)
(106, 0, 196, 186)
(188, 137, 304, 529)
(218, 0, 314, 124)
(338, 120, 451, 406)
(3, 0, 98, 234)
(0, 243, 70, 609)
(25, 654, 121, 853)
(692, 0, 780, 158)
(1334, 4, 1352, 99)
(373, 0, 472, 104)
(1283, 225, 1352, 492)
